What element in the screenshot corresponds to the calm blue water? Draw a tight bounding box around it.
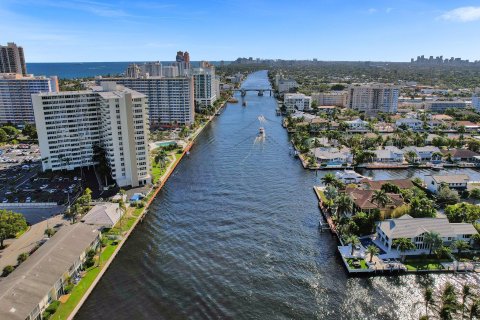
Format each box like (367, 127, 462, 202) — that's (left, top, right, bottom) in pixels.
(27, 61, 229, 79)
(75, 70, 479, 320)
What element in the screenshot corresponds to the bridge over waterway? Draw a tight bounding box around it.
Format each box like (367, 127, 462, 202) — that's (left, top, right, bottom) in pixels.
(234, 88, 274, 97)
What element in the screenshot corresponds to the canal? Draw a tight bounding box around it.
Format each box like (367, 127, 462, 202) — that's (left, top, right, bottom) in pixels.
(76, 71, 479, 320)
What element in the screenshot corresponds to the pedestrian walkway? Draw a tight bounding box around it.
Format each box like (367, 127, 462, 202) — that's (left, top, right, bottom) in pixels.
(0, 215, 68, 271)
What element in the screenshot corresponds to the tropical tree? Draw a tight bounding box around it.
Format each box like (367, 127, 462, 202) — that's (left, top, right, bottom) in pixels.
(345, 234, 360, 255)
(451, 240, 470, 256)
(424, 287, 434, 318)
(366, 244, 379, 262)
(409, 197, 437, 218)
(461, 284, 473, 319)
(424, 231, 442, 255)
(324, 185, 338, 200)
(371, 190, 390, 208)
(470, 299, 480, 320)
(334, 194, 354, 217)
(321, 173, 337, 186)
(469, 188, 480, 204)
(0, 210, 28, 248)
(439, 282, 460, 320)
(436, 186, 460, 206)
(380, 182, 401, 194)
(405, 150, 418, 164)
(393, 238, 416, 261)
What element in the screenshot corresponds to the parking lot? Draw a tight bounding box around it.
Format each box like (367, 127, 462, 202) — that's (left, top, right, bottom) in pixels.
(0, 144, 83, 206)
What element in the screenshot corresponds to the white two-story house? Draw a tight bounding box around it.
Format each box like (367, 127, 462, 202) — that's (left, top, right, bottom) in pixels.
(376, 215, 478, 255)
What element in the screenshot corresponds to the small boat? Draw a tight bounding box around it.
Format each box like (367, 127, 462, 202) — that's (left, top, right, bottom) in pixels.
(294, 150, 299, 158)
(432, 163, 443, 171)
(335, 170, 371, 184)
(259, 127, 265, 136)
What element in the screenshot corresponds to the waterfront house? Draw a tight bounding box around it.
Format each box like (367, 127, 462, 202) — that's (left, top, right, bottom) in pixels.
(402, 146, 441, 162)
(345, 188, 404, 217)
(440, 149, 480, 163)
(424, 174, 470, 193)
(82, 202, 122, 228)
(453, 121, 480, 132)
(372, 146, 404, 163)
(345, 119, 369, 132)
(290, 111, 317, 122)
(376, 215, 478, 255)
(395, 118, 423, 131)
(0, 223, 101, 320)
(309, 118, 331, 132)
(313, 147, 352, 167)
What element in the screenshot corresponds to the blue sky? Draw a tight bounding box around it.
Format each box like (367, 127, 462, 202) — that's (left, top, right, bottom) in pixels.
(1, 0, 480, 62)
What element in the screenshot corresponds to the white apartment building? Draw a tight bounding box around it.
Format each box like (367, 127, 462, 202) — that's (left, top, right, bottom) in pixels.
(347, 84, 400, 114)
(278, 79, 299, 93)
(104, 77, 195, 126)
(312, 91, 347, 107)
(284, 93, 312, 113)
(32, 82, 151, 188)
(162, 66, 179, 78)
(0, 73, 58, 124)
(192, 66, 217, 107)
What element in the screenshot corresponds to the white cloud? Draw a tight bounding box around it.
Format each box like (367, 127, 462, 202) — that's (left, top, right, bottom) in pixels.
(386, 8, 393, 14)
(439, 6, 480, 22)
(367, 8, 377, 14)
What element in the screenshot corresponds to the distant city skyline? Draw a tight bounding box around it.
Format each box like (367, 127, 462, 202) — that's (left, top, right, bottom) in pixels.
(1, 0, 480, 62)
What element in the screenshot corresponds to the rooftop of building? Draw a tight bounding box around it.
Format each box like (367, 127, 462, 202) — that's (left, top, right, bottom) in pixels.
(429, 174, 470, 184)
(346, 189, 404, 210)
(81, 203, 121, 227)
(0, 73, 54, 80)
(0, 223, 100, 320)
(378, 215, 477, 239)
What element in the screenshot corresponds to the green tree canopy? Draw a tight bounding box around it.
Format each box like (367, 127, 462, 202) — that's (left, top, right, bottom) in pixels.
(409, 197, 436, 218)
(0, 209, 27, 248)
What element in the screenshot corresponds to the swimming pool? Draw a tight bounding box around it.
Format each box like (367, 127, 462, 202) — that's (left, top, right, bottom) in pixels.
(359, 238, 386, 255)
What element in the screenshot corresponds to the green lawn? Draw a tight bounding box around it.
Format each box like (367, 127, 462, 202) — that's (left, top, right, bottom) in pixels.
(346, 258, 369, 269)
(404, 257, 451, 271)
(51, 243, 117, 320)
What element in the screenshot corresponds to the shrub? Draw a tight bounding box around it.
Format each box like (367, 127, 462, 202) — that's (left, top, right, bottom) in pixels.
(64, 284, 74, 294)
(84, 258, 95, 268)
(17, 252, 29, 264)
(2, 265, 15, 277)
(45, 300, 60, 314)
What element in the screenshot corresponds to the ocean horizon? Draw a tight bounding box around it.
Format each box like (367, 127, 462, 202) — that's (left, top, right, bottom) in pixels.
(26, 61, 230, 79)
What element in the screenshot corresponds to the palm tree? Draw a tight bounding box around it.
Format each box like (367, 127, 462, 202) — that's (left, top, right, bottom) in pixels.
(393, 238, 416, 261)
(470, 299, 480, 320)
(366, 245, 380, 262)
(321, 173, 337, 186)
(451, 240, 470, 256)
(334, 194, 354, 217)
(371, 190, 390, 208)
(440, 282, 459, 320)
(432, 151, 444, 161)
(345, 235, 360, 255)
(405, 150, 418, 164)
(424, 287, 434, 318)
(462, 284, 473, 319)
(424, 231, 442, 255)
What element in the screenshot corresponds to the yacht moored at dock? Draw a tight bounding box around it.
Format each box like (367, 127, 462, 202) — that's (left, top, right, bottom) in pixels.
(335, 170, 371, 184)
